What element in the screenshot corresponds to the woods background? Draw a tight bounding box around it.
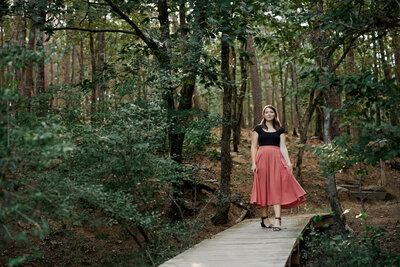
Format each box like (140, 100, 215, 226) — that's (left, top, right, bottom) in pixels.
(1, 0, 400, 266)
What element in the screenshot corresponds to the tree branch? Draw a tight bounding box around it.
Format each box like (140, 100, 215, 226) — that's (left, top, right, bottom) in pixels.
(51, 27, 137, 35)
(329, 31, 387, 73)
(103, 0, 161, 51)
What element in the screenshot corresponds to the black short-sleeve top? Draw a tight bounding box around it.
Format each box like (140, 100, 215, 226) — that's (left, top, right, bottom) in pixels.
(253, 125, 285, 147)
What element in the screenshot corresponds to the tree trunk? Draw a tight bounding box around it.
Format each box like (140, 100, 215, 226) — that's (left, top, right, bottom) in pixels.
(233, 40, 247, 152)
(290, 61, 299, 136)
(232, 45, 237, 145)
(373, 35, 381, 126)
(71, 45, 76, 84)
(79, 37, 84, 83)
(89, 32, 97, 112)
(393, 31, 400, 87)
(212, 37, 232, 226)
(96, 32, 105, 102)
(64, 37, 70, 85)
(262, 57, 272, 105)
(314, 104, 324, 140)
(25, 19, 35, 103)
(246, 81, 251, 127)
(280, 63, 288, 129)
(294, 90, 320, 185)
(379, 35, 398, 126)
(271, 67, 283, 120)
(36, 11, 46, 116)
(17, 15, 26, 95)
(316, 0, 346, 234)
(246, 35, 262, 126)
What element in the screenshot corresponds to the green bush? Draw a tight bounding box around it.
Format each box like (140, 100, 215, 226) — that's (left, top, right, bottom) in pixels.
(301, 224, 400, 267)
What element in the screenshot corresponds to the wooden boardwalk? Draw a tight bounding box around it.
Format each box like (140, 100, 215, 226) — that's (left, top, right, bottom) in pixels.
(160, 214, 315, 267)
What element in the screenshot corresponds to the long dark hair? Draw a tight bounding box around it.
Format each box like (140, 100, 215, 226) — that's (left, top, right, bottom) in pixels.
(259, 105, 281, 131)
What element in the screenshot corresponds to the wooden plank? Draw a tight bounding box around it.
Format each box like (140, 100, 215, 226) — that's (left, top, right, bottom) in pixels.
(160, 214, 314, 267)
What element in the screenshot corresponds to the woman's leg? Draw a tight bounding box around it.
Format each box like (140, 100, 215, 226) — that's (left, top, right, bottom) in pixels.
(260, 206, 272, 227)
(273, 205, 281, 227)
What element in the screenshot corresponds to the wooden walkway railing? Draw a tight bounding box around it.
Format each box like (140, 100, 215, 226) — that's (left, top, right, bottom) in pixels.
(160, 214, 327, 267)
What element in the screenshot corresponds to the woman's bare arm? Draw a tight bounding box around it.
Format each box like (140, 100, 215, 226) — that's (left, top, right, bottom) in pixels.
(251, 131, 259, 172)
(280, 134, 293, 171)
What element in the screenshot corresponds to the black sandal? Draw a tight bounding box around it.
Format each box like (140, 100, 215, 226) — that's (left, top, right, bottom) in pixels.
(273, 217, 281, 231)
(261, 216, 273, 228)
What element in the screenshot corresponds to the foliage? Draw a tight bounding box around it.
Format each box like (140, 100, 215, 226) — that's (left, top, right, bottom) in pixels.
(312, 70, 400, 176)
(301, 222, 400, 267)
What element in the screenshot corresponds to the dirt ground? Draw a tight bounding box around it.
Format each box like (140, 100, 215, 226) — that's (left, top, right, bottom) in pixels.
(2, 129, 399, 265)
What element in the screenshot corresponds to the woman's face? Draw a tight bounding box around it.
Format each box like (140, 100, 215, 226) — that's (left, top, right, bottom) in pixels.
(264, 107, 275, 121)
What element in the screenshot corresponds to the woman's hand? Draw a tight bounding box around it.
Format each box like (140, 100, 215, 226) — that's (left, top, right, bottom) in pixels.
(252, 163, 258, 173)
(288, 163, 293, 172)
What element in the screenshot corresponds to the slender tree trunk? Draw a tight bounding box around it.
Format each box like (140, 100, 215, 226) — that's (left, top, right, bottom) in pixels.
(294, 90, 320, 185)
(246, 81, 251, 127)
(379, 35, 398, 126)
(233, 40, 247, 152)
(280, 63, 288, 129)
(262, 57, 272, 105)
(0, 26, 4, 88)
(169, 0, 206, 164)
(271, 68, 282, 120)
(393, 31, 400, 87)
(25, 19, 35, 103)
(246, 35, 262, 126)
(64, 38, 70, 85)
(89, 32, 97, 112)
(17, 15, 26, 95)
(232, 45, 237, 145)
(193, 87, 201, 109)
(290, 61, 299, 136)
(36, 11, 46, 116)
(373, 34, 382, 126)
(71, 45, 76, 84)
(316, 0, 346, 234)
(314, 104, 324, 139)
(96, 32, 105, 102)
(79, 37, 84, 83)
(212, 37, 232, 226)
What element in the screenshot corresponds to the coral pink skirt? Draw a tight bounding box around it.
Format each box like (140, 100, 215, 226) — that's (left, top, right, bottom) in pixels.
(250, 146, 306, 209)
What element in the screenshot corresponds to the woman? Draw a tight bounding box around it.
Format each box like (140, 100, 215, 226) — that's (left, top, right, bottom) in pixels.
(250, 105, 306, 231)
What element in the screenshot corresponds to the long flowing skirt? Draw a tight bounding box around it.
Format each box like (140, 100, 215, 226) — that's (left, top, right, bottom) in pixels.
(250, 146, 306, 209)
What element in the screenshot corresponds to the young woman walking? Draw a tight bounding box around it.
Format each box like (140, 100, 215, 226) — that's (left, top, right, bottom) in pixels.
(250, 105, 306, 231)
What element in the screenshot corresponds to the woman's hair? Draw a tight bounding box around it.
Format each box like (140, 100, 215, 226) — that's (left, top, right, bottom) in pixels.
(259, 105, 281, 131)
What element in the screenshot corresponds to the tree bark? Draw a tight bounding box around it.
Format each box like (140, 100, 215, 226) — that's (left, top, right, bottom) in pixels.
(373, 34, 381, 126)
(393, 31, 400, 87)
(290, 61, 299, 136)
(212, 37, 232, 226)
(89, 32, 97, 112)
(25, 19, 35, 104)
(36, 11, 46, 116)
(246, 80, 251, 127)
(280, 62, 288, 129)
(17, 15, 26, 95)
(96, 32, 105, 102)
(233, 40, 247, 152)
(246, 36, 263, 126)
(316, 0, 346, 234)
(271, 67, 283, 120)
(314, 104, 324, 140)
(379, 34, 398, 126)
(71, 45, 76, 84)
(294, 90, 320, 185)
(262, 57, 272, 105)
(79, 37, 84, 83)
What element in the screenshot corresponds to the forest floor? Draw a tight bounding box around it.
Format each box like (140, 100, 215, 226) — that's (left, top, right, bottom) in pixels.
(2, 128, 400, 266)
